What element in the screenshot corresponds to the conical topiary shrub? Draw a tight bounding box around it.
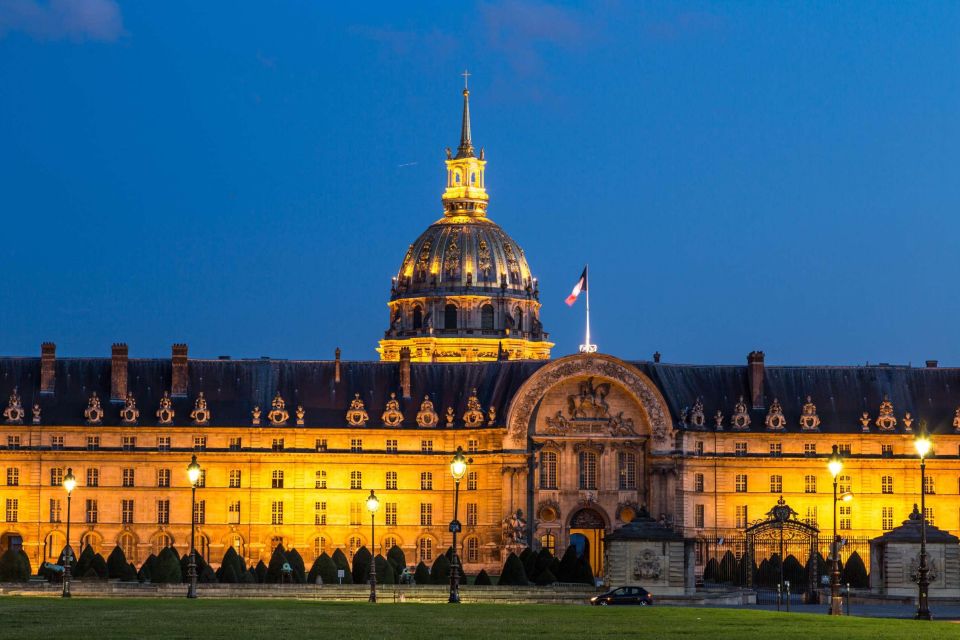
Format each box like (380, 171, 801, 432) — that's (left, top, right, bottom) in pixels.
(254, 560, 268, 583)
(266, 545, 289, 583)
(351, 547, 372, 584)
(286, 548, 306, 584)
(331, 549, 353, 584)
(151, 547, 182, 584)
(841, 551, 868, 588)
(387, 545, 406, 578)
(106, 545, 128, 579)
(498, 552, 528, 586)
(0, 548, 30, 581)
(375, 555, 396, 584)
(430, 554, 451, 584)
(557, 546, 579, 583)
(308, 552, 338, 584)
(535, 568, 557, 585)
(474, 569, 492, 585)
(413, 561, 431, 585)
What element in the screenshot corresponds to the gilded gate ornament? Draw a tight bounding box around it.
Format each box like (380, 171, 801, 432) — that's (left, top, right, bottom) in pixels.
(381, 392, 404, 427)
(463, 388, 484, 426)
(156, 391, 175, 425)
(346, 393, 369, 427)
(3, 387, 24, 424)
(731, 396, 751, 431)
(764, 398, 786, 431)
(799, 396, 820, 431)
(190, 392, 211, 425)
(875, 395, 897, 431)
(416, 395, 439, 427)
(267, 392, 289, 426)
(84, 392, 103, 425)
(120, 392, 140, 425)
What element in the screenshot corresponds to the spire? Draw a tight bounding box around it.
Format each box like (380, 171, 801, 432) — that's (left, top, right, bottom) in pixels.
(456, 70, 474, 159)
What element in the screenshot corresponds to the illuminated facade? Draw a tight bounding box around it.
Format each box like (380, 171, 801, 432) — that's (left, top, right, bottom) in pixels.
(1, 89, 959, 583)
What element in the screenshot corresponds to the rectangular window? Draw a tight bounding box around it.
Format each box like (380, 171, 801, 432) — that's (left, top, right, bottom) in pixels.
(694, 473, 704, 493)
(157, 499, 169, 525)
(466, 503, 478, 526)
(385, 439, 398, 453)
(420, 503, 433, 526)
(50, 467, 63, 487)
(838, 475, 851, 494)
(924, 475, 935, 495)
(385, 471, 398, 490)
(350, 439, 362, 453)
(881, 444, 893, 457)
(735, 474, 747, 493)
(695, 504, 705, 528)
(86, 499, 98, 524)
(6, 468, 18, 486)
(229, 469, 241, 489)
(804, 443, 816, 456)
(350, 503, 362, 527)
(315, 501, 327, 526)
(839, 505, 851, 530)
(882, 507, 894, 530)
(316, 438, 327, 452)
(350, 470, 362, 490)
(196, 469, 206, 488)
(86, 468, 99, 487)
(87, 436, 100, 451)
(838, 444, 852, 455)
(881, 476, 893, 494)
(50, 435, 64, 450)
(229, 437, 242, 451)
(804, 506, 818, 528)
(272, 501, 283, 525)
(194, 499, 205, 525)
(923, 507, 934, 526)
(157, 436, 171, 452)
(735, 505, 747, 529)
(539, 451, 558, 489)
(618, 452, 637, 490)
(228, 501, 240, 525)
(421, 439, 433, 453)
(804, 475, 817, 493)
(194, 436, 207, 451)
(695, 441, 704, 456)
(272, 470, 284, 489)
(734, 442, 747, 456)
(5, 499, 17, 523)
(467, 471, 478, 491)
(7, 435, 20, 450)
(122, 468, 135, 488)
(122, 499, 134, 525)
(49, 498, 61, 523)
(770, 443, 782, 456)
(157, 469, 170, 488)
(314, 470, 327, 489)
(467, 439, 479, 453)
(770, 475, 782, 493)
(271, 438, 284, 452)
(122, 436, 136, 451)
(385, 502, 397, 526)
(420, 472, 433, 491)
(578, 451, 598, 490)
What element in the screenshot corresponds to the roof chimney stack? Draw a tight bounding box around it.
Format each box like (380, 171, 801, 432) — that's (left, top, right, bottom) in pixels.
(747, 350, 765, 409)
(399, 347, 412, 398)
(334, 347, 341, 384)
(653, 351, 661, 363)
(40, 342, 56, 395)
(111, 343, 129, 402)
(926, 360, 939, 368)
(171, 344, 188, 397)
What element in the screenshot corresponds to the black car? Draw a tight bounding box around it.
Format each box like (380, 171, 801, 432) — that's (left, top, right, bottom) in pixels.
(590, 586, 654, 606)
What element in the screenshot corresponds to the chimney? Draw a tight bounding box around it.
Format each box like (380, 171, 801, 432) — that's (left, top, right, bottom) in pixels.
(926, 360, 939, 369)
(747, 350, 765, 409)
(399, 347, 411, 398)
(40, 342, 56, 395)
(653, 351, 661, 363)
(171, 344, 188, 397)
(111, 343, 129, 402)
(334, 347, 341, 384)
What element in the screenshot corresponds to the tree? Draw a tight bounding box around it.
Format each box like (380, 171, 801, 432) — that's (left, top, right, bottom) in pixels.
(783, 554, 806, 588)
(430, 554, 451, 584)
(180, 550, 213, 584)
(218, 547, 244, 584)
(842, 551, 869, 588)
(375, 555, 396, 585)
(498, 553, 528, 586)
(703, 558, 719, 583)
(387, 545, 406, 578)
(535, 568, 557, 586)
(122, 562, 138, 582)
(413, 561, 431, 585)
(533, 548, 553, 579)
(254, 560, 268, 583)
(557, 546, 579, 583)
(137, 554, 157, 582)
(106, 545, 128, 579)
(90, 553, 108, 579)
(286, 548, 306, 584)
(351, 546, 372, 584)
(719, 551, 737, 584)
(266, 544, 289, 583)
(574, 555, 594, 585)
(308, 552, 338, 585)
(151, 547, 182, 584)
(520, 548, 536, 582)
(474, 569, 492, 586)
(242, 568, 257, 583)
(331, 549, 353, 584)
(74, 545, 96, 578)
(0, 548, 30, 581)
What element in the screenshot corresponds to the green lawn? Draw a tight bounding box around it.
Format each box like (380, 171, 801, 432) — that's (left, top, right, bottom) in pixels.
(0, 598, 956, 639)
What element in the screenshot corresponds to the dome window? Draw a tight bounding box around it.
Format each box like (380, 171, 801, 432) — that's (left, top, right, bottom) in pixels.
(514, 306, 524, 332)
(445, 304, 458, 330)
(481, 304, 494, 331)
(412, 305, 423, 330)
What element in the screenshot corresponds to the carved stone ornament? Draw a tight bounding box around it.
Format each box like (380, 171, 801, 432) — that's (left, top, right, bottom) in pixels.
(251, 405, 262, 426)
(156, 391, 175, 425)
(119, 392, 140, 425)
(902, 412, 914, 432)
(345, 393, 369, 427)
(190, 392, 211, 426)
(714, 409, 724, 431)
(487, 406, 497, 426)
(764, 398, 786, 431)
(731, 396, 751, 431)
(381, 392, 404, 427)
(537, 499, 561, 523)
(954, 407, 960, 433)
(31, 403, 41, 425)
(446, 407, 455, 426)
(689, 398, 705, 428)
(296, 406, 305, 426)
(267, 391, 289, 426)
(84, 392, 103, 424)
(799, 396, 820, 431)
(633, 549, 663, 581)
(875, 395, 897, 431)
(860, 411, 871, 433)
(3, 387, 24, 424)
(463, 388, 485, 427)
(415, 395, 438, 427)
(568, 377, 611, 419)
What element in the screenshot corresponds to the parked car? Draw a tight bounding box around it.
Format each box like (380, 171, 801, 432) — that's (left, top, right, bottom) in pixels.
(590, 586, 653, 606)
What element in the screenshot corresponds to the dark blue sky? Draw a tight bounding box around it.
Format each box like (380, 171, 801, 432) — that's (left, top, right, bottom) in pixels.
(2, 1, 959, 365)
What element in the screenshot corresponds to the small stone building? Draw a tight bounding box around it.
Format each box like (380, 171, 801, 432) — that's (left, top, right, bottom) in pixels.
(870, 506, 960, 598)
(604, 511, 695, 595)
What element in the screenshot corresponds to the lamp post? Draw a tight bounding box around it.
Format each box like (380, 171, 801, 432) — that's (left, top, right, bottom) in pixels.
(366, 489, 380, 603)
(61, 468, 76, 598)
(186, 455, 202, 599)
(827, 445, 844, 615)
(914, 424, 932, 620)
(448, 446, 468, 604)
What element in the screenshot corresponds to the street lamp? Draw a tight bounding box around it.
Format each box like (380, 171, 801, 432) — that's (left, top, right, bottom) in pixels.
(448, 446, 468, 604)
(186, 455, 202, 599)
(366, 489, 380, 603)
(914, 424, 932, 620)
(61, 468, 76, 598)
(827, 445, 844, 615)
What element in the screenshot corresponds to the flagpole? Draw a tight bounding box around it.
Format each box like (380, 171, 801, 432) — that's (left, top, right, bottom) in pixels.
(579, 264, 597, 353)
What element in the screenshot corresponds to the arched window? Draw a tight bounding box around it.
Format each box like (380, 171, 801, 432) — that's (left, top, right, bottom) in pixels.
(118, 532, 137, 564)
(314, 537, 326, 559)
(418, 537, 433, 563)
(412, 305, 423, 330)
(348, 536, 362, 559)
(197, 534, 210, 563)
(44, 531, 65, 562)
(539, 451, 558, 489)
(480, 304, 494, 330)
(465, 537, 479, 563)
(444, 304, 458, 330)
(578, 451, 598, 490)
(153, 532, 173, 557)
(514, 306, 523, 332)
(470, 172, 476, 185)
(383, 536, 398, 553)
(80, 532, 100, 554)
(232, 535, 244, 559)
(539, 533, 556, 556)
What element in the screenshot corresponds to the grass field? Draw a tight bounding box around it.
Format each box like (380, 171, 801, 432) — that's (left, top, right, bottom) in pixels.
(0, 598, 957, 640)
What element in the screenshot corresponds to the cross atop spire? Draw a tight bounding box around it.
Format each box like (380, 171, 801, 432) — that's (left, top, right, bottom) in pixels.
(456, 73, 474, 159)
(461, 69, 471, 90)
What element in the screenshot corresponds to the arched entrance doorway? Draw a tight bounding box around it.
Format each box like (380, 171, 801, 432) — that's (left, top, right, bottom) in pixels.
(569, 508, 605, 579)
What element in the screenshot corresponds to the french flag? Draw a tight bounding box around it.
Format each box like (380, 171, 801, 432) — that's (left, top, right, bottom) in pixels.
(565, 267, 587, 306)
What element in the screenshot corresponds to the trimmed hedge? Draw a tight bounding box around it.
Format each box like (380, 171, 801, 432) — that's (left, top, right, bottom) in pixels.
(331, 549, 353, 584)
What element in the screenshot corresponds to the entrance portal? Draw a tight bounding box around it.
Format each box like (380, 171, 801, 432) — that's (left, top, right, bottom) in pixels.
(569, 508, 605, 578)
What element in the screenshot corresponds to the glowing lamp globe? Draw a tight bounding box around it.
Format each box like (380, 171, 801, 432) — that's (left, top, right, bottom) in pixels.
(450, 446, 468, 480)
(827, 445, 843, 478)
(187, 455, 202, 486)
(366, 490, 380, 514)
(62, 468, 77, 495)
